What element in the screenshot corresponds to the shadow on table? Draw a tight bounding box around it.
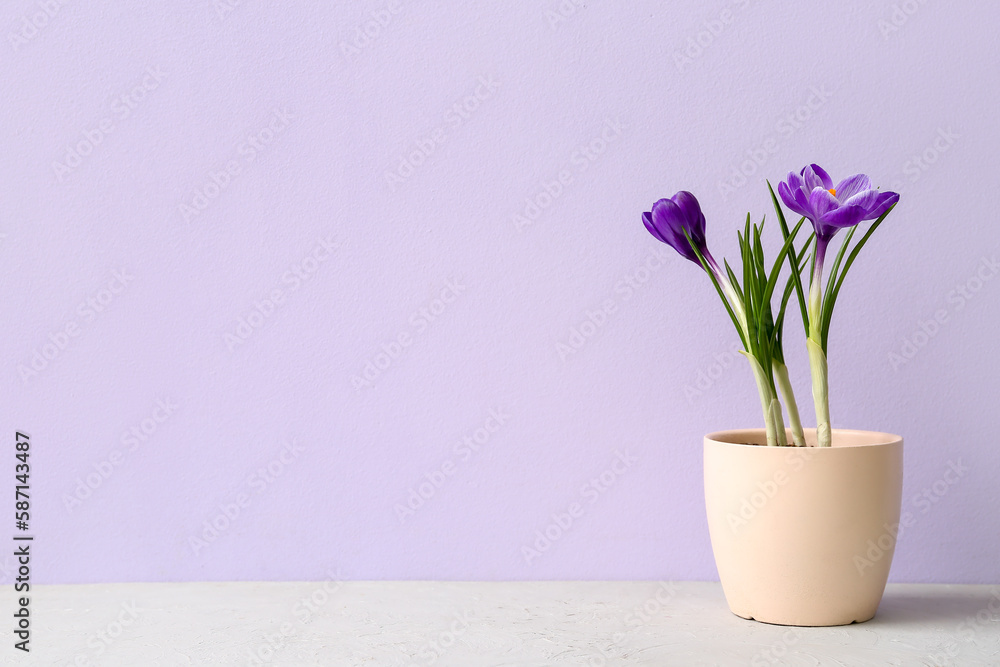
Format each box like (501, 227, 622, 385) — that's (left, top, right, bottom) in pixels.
(871, 586, 1000, 626)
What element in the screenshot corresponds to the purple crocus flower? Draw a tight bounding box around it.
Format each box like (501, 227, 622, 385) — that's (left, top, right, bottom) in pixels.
(777, 164, 898, 244)
(777, 164, 898, 281)
(642, 191, 716, 268)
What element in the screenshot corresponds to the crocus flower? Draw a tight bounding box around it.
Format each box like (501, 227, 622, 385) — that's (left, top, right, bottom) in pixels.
(777, 164, 899, 304)
(642, 191, 715, 268)
(642, 189, 746, 330)
(778, 161, 900, 384)
(777, 164, 898, 245)
(776, 165, 899, 448)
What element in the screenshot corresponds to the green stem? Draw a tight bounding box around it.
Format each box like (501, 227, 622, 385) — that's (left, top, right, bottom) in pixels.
(806, 239, 832, 447)
(773, 361, 805, 446)
(808, 264, 824, 337)
(704, 251, 790, 448)
(743, 353, 788, 447)
(722, 281, 750, 342)
(726, 275, 787, 447)
(807, 338, 831, 447)
(768, 398, 787, 448)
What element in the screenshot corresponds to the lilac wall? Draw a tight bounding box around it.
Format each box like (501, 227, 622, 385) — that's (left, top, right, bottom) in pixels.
(2, 1, 997, 585)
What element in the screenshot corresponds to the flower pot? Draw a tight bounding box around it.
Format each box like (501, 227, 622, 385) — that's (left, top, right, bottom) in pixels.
(703, 428, 903, 626)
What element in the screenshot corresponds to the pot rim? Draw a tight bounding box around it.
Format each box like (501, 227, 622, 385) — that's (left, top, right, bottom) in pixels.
(705, 427, 902, 448)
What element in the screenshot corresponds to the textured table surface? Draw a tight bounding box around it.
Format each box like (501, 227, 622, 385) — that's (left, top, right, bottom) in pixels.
(5, 581, 999, 666)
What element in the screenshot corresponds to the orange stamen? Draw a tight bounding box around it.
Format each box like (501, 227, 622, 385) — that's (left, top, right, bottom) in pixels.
(828, 188, 837, 196)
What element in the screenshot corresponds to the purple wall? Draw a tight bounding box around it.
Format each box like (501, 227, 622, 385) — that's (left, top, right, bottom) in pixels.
(3, 1, 997, 584)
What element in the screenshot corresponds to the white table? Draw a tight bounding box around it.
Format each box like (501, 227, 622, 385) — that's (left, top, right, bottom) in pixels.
(9, 581, 1000, 665)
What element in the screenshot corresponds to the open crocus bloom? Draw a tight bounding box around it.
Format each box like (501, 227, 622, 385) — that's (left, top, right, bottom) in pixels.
(777, 164, 898, 242)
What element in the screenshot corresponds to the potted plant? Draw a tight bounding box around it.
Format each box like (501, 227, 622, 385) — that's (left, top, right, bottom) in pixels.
(642, 165, 903, 626)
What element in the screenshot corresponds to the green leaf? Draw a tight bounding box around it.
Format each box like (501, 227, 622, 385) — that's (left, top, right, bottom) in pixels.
(772, 242, 811, 356)
(753, 223, 767, 278)
(740, 230, 760, 359)
(754, 218, 801, 350)
(752, 222, 774, 343)
(760, 219, 804, 325)
(752, 224, 766, 331)
(684, 230, 748, 350)
(767, 181, 810, 333)
(747, 220, 765, 320)
(822, 225, 857, 315)
(820, 203, 897, 349)
(724, 259, 743, 305)
(772, 279, 795, 354)
(741, 218, 753, 316)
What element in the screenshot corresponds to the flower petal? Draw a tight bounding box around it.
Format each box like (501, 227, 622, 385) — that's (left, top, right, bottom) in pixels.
(671, 190, 705, 240)
(786, 170, 804, 192)
(835, 174, 873, 201)
(649, 199, 679, 243)
(808, 187, 839, 220)
(802, 164, 833, 191)
(778, 180, 810, 218)
(651, 198, 698, 262)
(819, 204, 868, 229)
(651, 197, 681, 231)
(642, 211, 668, 244)
(843, 188, 879, 212)
(863, 190, 899, 220)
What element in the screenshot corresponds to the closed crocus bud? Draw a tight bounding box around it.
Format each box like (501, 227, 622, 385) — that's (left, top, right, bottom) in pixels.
(642, 191, 716, 268)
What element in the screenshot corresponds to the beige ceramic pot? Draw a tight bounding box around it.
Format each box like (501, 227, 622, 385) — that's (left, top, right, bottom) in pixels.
(704, 428, 903, 626)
